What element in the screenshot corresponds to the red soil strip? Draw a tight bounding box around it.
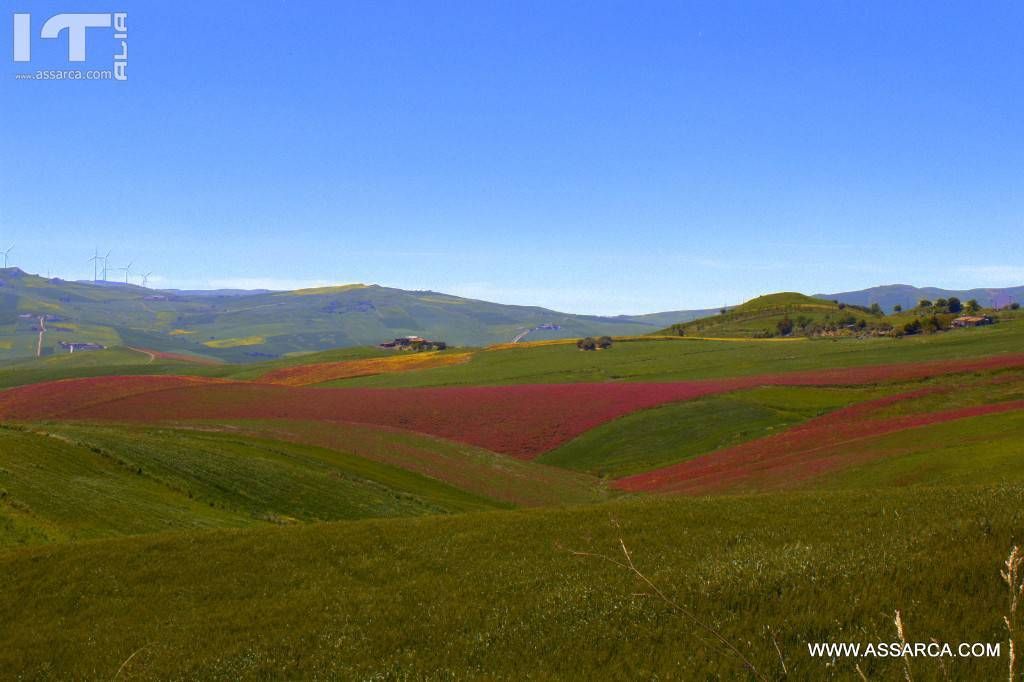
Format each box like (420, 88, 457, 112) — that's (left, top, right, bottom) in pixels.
(0, 375, 231, 421)
(614, 394, 1024, 495)
(3, 352, 1024, 460)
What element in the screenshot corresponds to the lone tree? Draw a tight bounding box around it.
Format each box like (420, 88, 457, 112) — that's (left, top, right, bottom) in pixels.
(870, 303, 882, 314)
(947, 297, 962, 313)
(965, 299, 980, 314)
(893, 304, 903, 312)
(577, 337, 597, 351)
(919, 299, 932, 308)
(776, 316, 794, 336)
(1012, 302, 1021, 310)
(597, 336, 613, 349)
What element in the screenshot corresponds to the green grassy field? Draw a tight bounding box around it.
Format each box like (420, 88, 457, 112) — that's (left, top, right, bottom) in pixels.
(179, 419, 609, 508)
(0, 424, 503, 548)
(1, 485, 1021, 679)
(816, 410, 1024, 490)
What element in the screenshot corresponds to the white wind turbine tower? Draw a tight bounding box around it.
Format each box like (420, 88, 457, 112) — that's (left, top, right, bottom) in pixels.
(141, 272, 153, 288)
(121, 261, 133, 284)
(1, 245, 13, 269)
(88, 248, 104, 282)
(101, 250, 112, 281)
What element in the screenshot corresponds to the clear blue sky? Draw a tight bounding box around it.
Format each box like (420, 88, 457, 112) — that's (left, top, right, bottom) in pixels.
(2, 1, 1021, 314)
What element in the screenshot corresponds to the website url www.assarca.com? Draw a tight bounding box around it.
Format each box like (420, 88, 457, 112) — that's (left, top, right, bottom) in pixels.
(809, 642, 1001, 658)
(14, 69, 113, 81)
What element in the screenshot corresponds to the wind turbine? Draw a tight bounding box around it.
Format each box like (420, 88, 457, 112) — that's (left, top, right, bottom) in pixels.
(88, 248, 103, 282)
(1, 245, 13, 269)
(101, 250, 111, 281)
(121, 261, 133, 284)
(141, 272, 153, 288)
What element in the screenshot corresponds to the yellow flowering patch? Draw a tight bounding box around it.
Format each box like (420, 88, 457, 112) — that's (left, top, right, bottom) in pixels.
(486, 339, 578, 351)
(259, 351, 473, 386)
(203, 336, 265, 349)
(169, 329, 195, 336)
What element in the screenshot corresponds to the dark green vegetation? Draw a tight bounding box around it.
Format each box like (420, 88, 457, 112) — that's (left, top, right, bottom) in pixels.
(538, 386, 881, 477)
(0, 268, 688, 362)
(1, 485, 1021, 679)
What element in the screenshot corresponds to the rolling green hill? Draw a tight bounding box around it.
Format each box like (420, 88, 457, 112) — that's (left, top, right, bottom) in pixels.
(0, 268, 676, 362)
(656, 292, 877, 338)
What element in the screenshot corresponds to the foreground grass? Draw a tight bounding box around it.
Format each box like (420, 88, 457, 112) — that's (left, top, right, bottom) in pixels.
(1, 485, 1021, 679)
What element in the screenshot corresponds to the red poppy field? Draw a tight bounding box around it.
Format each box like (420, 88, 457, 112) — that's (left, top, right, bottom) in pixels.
(4, 352, 1024, 460)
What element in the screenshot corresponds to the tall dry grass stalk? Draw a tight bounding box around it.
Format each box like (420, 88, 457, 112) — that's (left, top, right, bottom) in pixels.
(1002, 546, 1023, 681)
(894, 610, 914, 682)
(570, 536, 769, 681)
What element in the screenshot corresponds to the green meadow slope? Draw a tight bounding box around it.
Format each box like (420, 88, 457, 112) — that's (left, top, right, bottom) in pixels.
(1, 485, 1021, 679)
(0, 424, 504, 547)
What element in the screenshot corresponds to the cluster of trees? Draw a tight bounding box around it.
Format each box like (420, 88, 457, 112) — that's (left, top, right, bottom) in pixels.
(902, 315, 945, 336)
(577, 336, 613, 351)
(916, 297, 980, 314)
(773, 313, 865, 338)
(834, 301, 879, 315)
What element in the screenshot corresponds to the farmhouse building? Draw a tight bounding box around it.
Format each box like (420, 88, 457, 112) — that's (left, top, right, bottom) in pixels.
(951, 316, 993, 328)
(379, 336, 447, 351)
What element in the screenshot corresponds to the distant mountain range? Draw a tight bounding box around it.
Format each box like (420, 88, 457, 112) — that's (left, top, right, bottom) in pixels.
(5, 268, 1019, 362)
(816, 284, 1023, 312)
(2, 268, 708, 362)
